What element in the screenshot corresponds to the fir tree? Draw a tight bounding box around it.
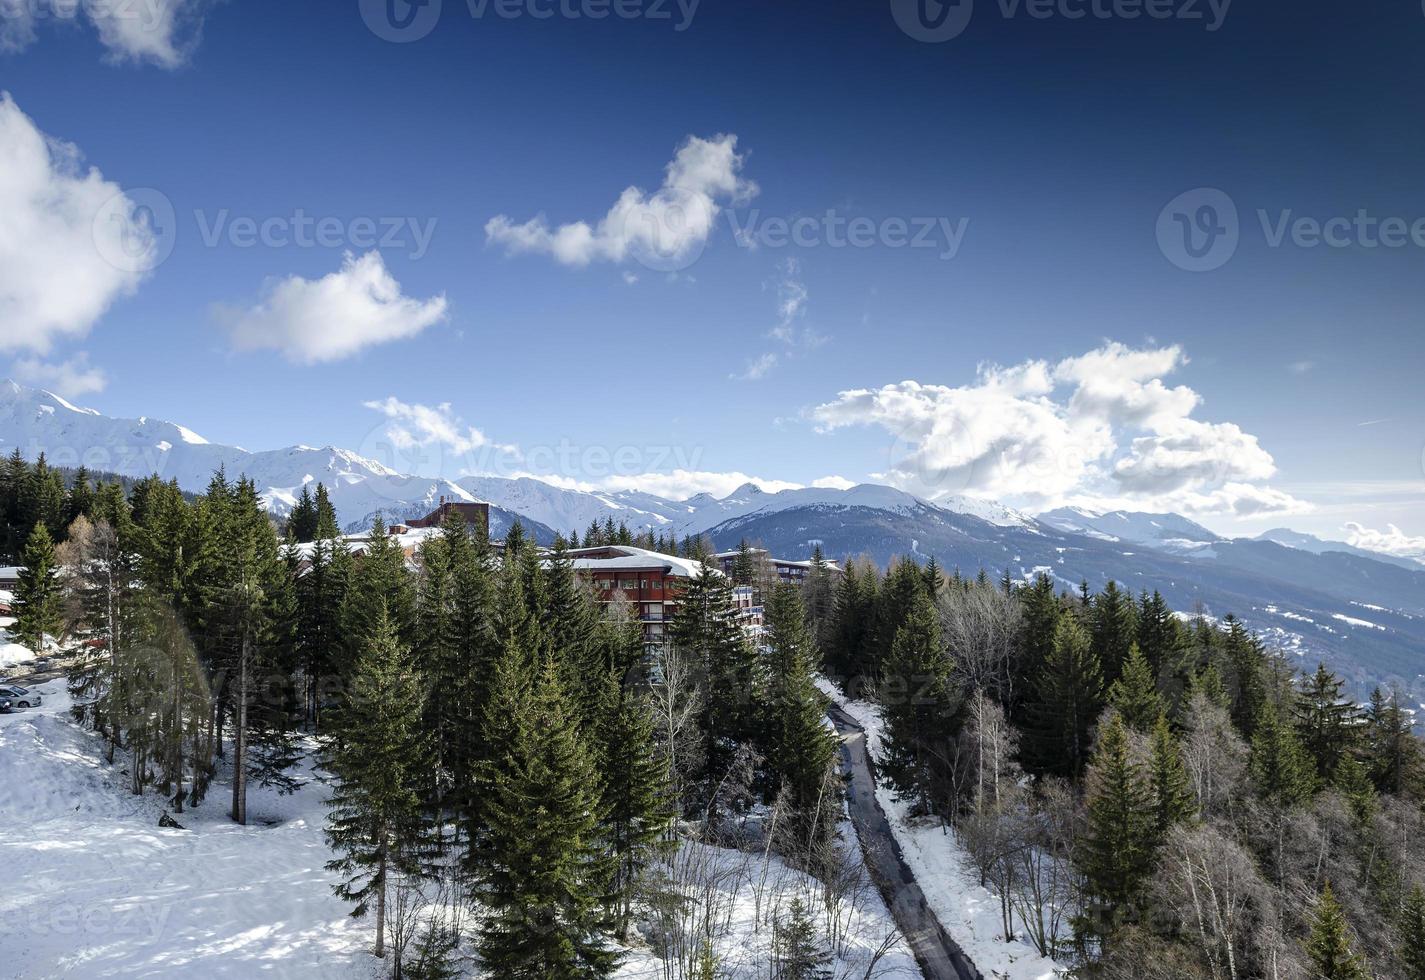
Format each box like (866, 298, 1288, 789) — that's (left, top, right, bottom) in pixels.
(324, 603, 431, 960)
(669, 562, 763, 804)
(1107, 644, 1163, 732)
(15, 521, 62, 651)
(1147, 714, 1194, 835)
(1362, 687, 1422, 796)
(475, 656, 618, 978)
(288, 484, 318, 542)
(1221, 616, 1266, 738)
(313, 483, 340, 538)
(1400, 885, 1425, 980)
(1293, 663, 1359, 782)
(1091, 580, 1138, 684)
(1078, 715, 1154, 933)
(763, 584, 841, 847)
(878, 588, 960, 813)
(773, 898, 832, 979)
(594, 656, 673, 937)
(1249, 700, 1316, 808)
(1028, 615, 1104, 777)
(1305, 882, 1369, 980)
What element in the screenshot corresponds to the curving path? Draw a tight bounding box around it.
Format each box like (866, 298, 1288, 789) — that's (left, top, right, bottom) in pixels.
(829, 704, 983, 980)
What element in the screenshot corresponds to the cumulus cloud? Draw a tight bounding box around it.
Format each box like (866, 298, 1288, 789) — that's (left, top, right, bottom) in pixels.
(809, 341, 1309, 518)
(11, 352, 107, 398)
(0, 93, 155, 353)
(220, 251, 448, 363)
(1343, 522, 1425, 564)
(363, 397, 515, 460)
(486, 134, 756, 269)
(0, 0, 206, 68)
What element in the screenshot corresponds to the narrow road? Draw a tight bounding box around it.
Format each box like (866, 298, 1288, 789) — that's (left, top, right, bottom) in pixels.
(829, 704, 983, 980)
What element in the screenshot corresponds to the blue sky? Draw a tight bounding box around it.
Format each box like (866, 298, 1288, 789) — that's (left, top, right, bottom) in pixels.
(1, 0, 1422, 551)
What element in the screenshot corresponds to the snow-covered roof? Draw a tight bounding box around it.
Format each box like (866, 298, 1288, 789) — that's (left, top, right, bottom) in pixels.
(565, 545, 716, 579)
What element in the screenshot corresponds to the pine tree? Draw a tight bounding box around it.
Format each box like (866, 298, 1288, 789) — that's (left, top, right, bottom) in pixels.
(313, 482, 340, 538)
(1221, 616, 1266, 738)
(341, 516, 415, 673)
(1250, 700, 1316, 808)
(1305, 882, 1369, 980)
(1363, 687, 1422, 796)
(475, 656, 618, 978)
(1136, 589, 1180, 675)
(1107, 644, 1163, 732)
(288, 484, 318, 542)
(1028, 615, 1104, 777)
(15, 521, 62, 651)
(763, 584, 840, 848)
(801, 546, 835, 659)
(1400, 885, 1425, 980)
(1293, 663, 1359, 782)
(594, 656, 673, 937)
(773, 898, 832, 979)
(1147, 714, 1194, 835)
(324, 603, 431, 960)
(1077, 715, 1154, 932)
(1091, 581, 1138, 684)
(670, 562, 763, 802)
(878, 589, 960, 813)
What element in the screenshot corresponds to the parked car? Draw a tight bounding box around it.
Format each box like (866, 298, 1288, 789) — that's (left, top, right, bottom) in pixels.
(0, 685, 39, 709)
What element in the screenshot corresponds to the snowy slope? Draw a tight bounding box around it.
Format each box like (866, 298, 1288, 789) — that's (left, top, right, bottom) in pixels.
(1255, 527, 1425, 572)
(3, 686, 918, 979)
(1037, 506, 1220, 550)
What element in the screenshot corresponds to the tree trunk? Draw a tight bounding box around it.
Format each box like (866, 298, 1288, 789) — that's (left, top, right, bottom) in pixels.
(232, 631, 249, 825)
(374, 848, 387, 959)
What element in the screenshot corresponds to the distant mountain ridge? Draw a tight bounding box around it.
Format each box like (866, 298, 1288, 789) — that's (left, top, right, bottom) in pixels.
(3, 379, 1422, 701)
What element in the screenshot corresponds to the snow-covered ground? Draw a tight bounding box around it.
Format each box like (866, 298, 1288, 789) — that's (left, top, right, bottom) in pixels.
(817, 679, 1067, 980)
(2, 684, 917, 978)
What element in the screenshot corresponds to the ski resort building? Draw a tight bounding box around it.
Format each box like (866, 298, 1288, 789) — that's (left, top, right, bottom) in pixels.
(564, 544, 713, 646)
(406, 498, 490, 535)
(711, 548, 834, 586)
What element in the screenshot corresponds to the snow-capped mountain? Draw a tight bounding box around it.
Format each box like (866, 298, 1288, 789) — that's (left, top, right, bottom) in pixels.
(1255, 527, 1425, 572)
(3, 379, 1423, 701)
(1037, 506, 1221, 552)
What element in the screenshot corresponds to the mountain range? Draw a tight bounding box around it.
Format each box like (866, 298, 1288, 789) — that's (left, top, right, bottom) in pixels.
(2, 380, 1421, 702)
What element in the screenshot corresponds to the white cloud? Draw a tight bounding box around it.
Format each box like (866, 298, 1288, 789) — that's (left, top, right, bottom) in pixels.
(363, 397, 515, 459)
(0, 93, 154, 353)
(809, 341, 1310, 518)
(220, 251, 448, 363)
(486, 134, 756, 269)
(1343, 522, 1425, 563)
(733, 258, 825, 381)
(11, 352, 107, 397)
(0, 0, 205, 68)
(733, 352, 779, 382)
